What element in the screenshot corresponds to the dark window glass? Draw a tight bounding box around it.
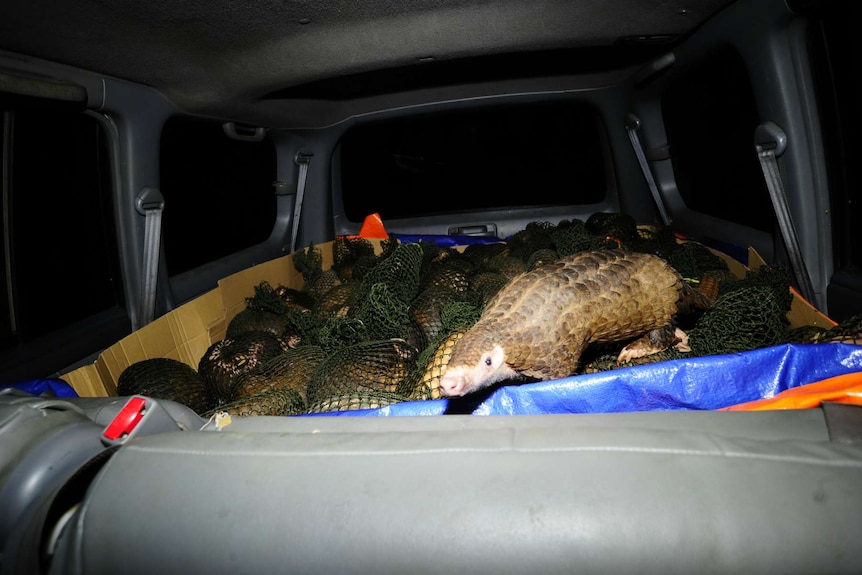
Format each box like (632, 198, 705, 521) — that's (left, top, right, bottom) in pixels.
(339, 102, 607, 222)
(159, 118, 277, 276)
(662, 47, 772, 232)
(811, 2, 862, 321)
(0, 109, 121, 352)
(812, 4, 862, 272)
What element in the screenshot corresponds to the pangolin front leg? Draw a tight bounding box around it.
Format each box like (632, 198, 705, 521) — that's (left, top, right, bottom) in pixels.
(616, 323, 690, 363)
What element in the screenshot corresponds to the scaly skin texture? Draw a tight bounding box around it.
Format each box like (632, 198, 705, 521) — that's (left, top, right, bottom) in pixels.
(439, 249, 710, 396)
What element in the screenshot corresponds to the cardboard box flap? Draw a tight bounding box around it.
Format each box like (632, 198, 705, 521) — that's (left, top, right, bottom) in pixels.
(65, 288, 225, 397)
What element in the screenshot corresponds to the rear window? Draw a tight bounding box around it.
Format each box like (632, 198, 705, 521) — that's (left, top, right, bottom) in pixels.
(338, 101, 608, 221)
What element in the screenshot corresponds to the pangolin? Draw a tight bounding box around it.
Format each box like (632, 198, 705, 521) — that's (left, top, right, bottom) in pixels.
(438, 249, 713, 397)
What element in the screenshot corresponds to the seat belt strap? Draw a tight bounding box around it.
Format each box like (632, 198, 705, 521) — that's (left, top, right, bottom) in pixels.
(290, 151, 313, 253)
(625, 114, 671, 226)
(754, 122, 816, 304)
(135, 187, 165, 327)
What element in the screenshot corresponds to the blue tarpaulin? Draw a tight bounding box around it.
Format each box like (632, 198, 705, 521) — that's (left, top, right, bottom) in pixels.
(312, 343, 862, 417)
(1, 378, 79, 398)
(389, 233, 504, 247)
(15, 345, 861, 417)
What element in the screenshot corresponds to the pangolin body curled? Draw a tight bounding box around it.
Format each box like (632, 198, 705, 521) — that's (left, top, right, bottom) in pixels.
(438, 249, 712, 396)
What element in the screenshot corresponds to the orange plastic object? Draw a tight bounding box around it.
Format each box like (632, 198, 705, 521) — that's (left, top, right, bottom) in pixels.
(335, 213, 389, 241)
(722, 370, 862, 411)
(358, 213, 389, 239)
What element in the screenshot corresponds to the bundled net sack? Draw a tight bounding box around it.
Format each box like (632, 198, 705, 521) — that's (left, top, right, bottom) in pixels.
(203, 387, 309, 419)
(117, 357, 215, 415)
(188, 213, 833, 416)
(306, 339, 417, 409)
(198, 331, 285, 405)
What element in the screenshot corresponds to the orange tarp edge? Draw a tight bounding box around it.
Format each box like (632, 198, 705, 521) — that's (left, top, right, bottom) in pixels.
(722, 370, 862, 411)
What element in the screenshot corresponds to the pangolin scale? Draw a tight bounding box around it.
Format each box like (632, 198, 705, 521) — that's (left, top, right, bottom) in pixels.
(438, 249, 712, 396)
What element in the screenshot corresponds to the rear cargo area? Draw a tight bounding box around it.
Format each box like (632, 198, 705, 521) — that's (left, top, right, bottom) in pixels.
(60, 218, 860, 420)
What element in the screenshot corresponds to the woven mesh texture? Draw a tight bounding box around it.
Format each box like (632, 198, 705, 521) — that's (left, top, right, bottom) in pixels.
(118, 357, 216, 415)
(306, 339, 417, 406)
(198, 331, 285, 404)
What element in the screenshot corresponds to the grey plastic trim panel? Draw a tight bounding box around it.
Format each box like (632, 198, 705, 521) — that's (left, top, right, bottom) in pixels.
(0, 394, 108, 575)
(0, 71, 87, 104)
(0, 49, 105, 110)
(631, 0, 831, 309)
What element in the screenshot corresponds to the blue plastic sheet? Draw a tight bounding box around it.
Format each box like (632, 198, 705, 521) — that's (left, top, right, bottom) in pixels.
(312, 343, 862, 417)
(0, 378, 79, 398)
(389, 232, 751, 266)
(389, 233, 504, 247)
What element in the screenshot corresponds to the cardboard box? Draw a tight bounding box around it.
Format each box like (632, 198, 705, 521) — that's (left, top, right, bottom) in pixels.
(61, 240, 835, 398)
(63, 243, 340, 397)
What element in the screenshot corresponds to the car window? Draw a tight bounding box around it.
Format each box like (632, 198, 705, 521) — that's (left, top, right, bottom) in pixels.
(810, 1, 862, 321)
(812, 4, 861, 273)
(662, 47, 773, 233)
(159, 117, 277, 276)
(0, 108, 122, 352)
(338, 101, 608, 222)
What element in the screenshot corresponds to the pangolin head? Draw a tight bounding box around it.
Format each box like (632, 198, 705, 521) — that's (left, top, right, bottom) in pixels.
(438, 331, 518, 396)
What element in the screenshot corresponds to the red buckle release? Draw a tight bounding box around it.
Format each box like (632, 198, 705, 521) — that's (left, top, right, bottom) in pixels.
(103, 397, 147, 441)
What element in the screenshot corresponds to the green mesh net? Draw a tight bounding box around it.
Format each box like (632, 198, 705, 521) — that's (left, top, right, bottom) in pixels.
(226, 308, 295, 350)
(507, 221, 557, 263)
(332, 236, 376, 281)
(666, 241, 730, 281)
(312, 282, 361, 320)
(585, 211, 640, 242)
(244, 280, 290, 315)
(203, 387, 308, 419)
(355, 283, 411, 342)
(118, 357, 216, 415)
(198, 331, 285, 405)
(306, 339, 417, 406)
(233, 346, 326, 400)
(316, 317, 369, 355)
(306, 390, 410, 414)
(293, 243, 325, 285)
(788, 312, 862, 344)
(688, 285, 790, 355)
(357, 241, 424, 303)
(550, 219, 600, 256)
(409, 286, 469, 350)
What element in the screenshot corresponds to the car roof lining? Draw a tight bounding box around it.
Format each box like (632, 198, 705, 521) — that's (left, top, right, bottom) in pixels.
(0, 0, 739, 125)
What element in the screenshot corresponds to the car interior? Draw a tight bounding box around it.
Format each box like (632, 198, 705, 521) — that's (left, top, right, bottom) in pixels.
(1, 0, 861, 573)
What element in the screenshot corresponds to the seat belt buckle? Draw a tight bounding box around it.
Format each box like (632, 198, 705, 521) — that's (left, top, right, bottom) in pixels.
(101, 395, 182, 446)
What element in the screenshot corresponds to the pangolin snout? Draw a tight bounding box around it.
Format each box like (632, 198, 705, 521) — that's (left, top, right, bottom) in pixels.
(439, 368, 469, 397)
